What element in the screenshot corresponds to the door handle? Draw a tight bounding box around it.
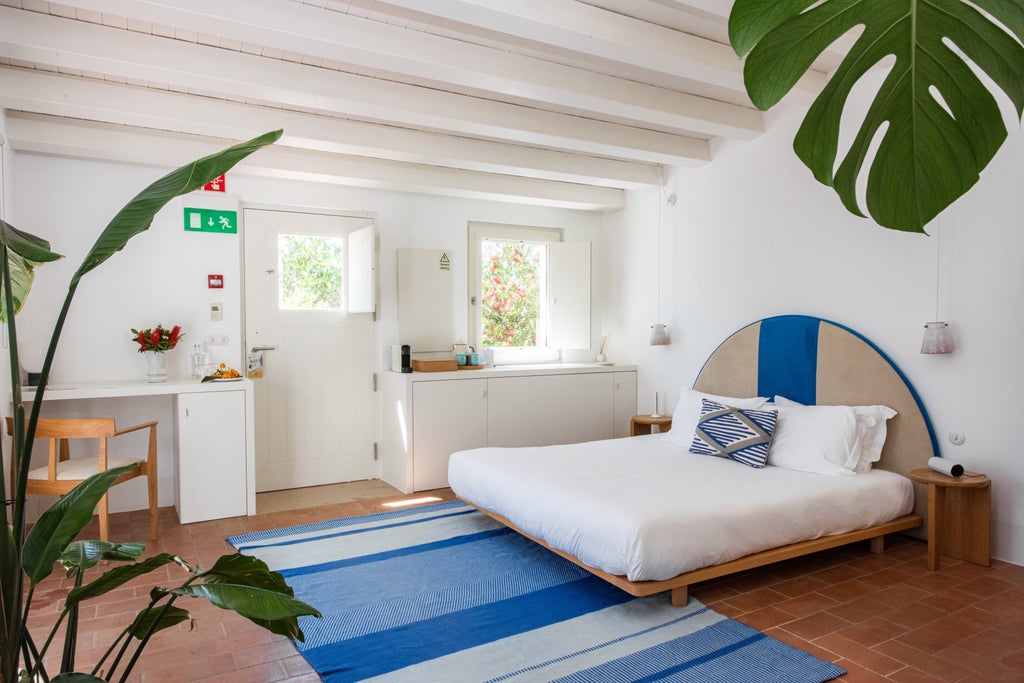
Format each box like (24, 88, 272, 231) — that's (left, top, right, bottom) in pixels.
(251, 346, 277, 352)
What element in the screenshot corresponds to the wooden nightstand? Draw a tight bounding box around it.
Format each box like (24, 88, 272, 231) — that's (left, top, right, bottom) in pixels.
(630, 414, 672, 436)
(909, 467, 991, 571)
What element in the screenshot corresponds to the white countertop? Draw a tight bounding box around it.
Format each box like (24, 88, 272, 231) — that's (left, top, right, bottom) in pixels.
(387, 362, 636, 381)
(16, 377, 253, 402)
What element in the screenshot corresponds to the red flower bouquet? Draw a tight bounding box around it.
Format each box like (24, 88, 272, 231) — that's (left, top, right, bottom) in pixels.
(130, 324, 183, 353)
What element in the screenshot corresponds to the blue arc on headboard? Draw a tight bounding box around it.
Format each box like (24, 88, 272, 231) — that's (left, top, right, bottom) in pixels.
(700, 315, 941, 459)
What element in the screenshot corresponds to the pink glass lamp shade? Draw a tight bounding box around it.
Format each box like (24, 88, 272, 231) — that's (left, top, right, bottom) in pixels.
(921, 322, 954, 354)
(650, 323, 670, 346)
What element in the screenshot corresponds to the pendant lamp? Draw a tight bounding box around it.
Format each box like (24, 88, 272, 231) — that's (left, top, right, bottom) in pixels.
(650, 185, 674, 346)
(921, 219, 954, 354)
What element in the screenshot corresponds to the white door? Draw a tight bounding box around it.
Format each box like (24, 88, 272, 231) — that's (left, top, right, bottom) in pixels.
(243, 208, 377, 492)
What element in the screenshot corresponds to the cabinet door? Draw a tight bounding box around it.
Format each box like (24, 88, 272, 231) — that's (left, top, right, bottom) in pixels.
(488, 373, 613, 447)
(613, 371, 637, 438)
(412, 379, 488, 491)
(177, 391, 247, 523)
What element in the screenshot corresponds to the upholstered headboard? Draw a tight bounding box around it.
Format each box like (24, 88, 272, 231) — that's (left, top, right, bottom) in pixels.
(694, 315, 937, 523)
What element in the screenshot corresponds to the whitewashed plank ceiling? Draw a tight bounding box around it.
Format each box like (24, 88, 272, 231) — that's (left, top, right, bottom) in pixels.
(0, 0, 829, 210)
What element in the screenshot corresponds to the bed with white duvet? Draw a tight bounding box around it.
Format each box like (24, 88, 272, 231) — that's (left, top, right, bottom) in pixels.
(448, 316, 938, 605)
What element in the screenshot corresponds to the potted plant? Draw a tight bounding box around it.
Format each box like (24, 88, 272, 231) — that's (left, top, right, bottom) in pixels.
(130, 324, 185, 382)
(0, 129, 321, 682)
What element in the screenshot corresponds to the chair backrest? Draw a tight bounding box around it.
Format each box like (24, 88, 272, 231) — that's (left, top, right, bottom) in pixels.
(6, 417, 118, 439)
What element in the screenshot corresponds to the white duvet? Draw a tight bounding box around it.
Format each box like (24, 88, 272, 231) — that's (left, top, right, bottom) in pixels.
(447, 434, 914, 582)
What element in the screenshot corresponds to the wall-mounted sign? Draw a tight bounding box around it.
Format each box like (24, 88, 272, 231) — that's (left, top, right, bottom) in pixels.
(185, 208, 237, 234)
(439, 251, 451, 271)
(201, 175, 226, 192)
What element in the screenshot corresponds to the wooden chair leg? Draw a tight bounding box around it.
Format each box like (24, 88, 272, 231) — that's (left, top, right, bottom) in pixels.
(147, 467, 159, 541)
(98, 492, 109, 543)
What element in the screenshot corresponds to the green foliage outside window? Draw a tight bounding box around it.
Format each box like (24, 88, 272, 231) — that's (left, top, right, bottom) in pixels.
(481, 240, 541, 347)
(278, 234, 343, 310)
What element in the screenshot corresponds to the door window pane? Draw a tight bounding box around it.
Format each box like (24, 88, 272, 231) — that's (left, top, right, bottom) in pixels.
(278, 234, 344, 310)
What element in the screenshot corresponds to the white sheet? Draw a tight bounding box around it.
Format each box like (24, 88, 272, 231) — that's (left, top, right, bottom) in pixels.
(447, 434, 915, 582)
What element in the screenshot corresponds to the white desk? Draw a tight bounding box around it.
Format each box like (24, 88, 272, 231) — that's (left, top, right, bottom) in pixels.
(19, 378, 256, 523)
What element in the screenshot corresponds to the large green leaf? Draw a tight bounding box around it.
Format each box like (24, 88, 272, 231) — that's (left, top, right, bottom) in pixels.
(65, 554, 178, 607)
(60, 541, 146, 572)
(0, 219, 63, 322)
(126, 605, 192, 640)
(199, 553, 295, 595)
(21, 465, 137, 585)
(171, 583, 319, 643)
(730, 0, 1024, 232)
(72, 129, 282, 283)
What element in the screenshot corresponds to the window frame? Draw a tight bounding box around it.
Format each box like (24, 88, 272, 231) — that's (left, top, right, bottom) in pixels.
(468, 222, 562, 365)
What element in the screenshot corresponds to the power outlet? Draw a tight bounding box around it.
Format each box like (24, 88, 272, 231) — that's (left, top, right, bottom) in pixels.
(205, 335, 229, 346)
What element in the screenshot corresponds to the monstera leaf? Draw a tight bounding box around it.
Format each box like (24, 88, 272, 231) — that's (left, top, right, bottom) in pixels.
(729, 0, 1024, 233)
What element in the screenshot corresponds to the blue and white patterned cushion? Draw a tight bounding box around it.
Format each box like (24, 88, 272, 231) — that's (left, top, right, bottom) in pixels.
(689, 399, 779, 468)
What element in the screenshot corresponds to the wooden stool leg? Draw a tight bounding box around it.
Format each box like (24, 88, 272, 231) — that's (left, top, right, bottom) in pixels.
(147, 467, 159, 541)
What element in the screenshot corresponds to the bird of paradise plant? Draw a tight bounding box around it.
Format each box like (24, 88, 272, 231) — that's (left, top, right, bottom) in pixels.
(0, 129, 321, 682)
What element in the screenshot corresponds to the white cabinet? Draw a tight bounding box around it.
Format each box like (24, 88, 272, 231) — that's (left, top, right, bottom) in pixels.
(175, 390, 248, 524)
(412, 379, 488, 490)
(381, 365, 637, 492)
(612, 371, 637, 439)
(487, 373, 613, 446)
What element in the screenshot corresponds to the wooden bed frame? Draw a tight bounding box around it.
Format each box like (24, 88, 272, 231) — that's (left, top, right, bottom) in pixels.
(459, 316, 938, 606)
(466, 501, 921, 606)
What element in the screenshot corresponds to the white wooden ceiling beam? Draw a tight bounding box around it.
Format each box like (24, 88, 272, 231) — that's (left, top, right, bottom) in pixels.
(0, 7, 711, 165)
(5, 114, 626, 210)
(383, 0, 744, 91)
(0, 68, 671, 189)
(56, 0, 764, 139)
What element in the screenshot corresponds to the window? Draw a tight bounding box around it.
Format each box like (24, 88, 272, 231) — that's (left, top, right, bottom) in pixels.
(277, 234, 344, 310)
(469, 223, 590, 365)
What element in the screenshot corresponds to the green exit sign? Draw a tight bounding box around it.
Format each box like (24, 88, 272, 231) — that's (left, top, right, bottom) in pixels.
(184, 208, 238, 234)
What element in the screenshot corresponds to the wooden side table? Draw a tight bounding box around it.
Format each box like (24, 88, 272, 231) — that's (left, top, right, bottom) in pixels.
(909, 467, 991, 570)
(630, 414, 672, 436)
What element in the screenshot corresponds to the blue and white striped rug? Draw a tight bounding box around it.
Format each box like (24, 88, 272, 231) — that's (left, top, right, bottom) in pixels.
(229, 501, 846, 682)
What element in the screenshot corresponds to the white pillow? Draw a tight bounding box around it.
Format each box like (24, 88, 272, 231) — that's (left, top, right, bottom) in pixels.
(768, 404, 861, 476)
(668, 388, 768, 449)
(851, 404, 897, 472)
(772, 396, 897, 473)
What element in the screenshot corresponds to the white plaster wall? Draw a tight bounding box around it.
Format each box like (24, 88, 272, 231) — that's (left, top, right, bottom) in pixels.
(604, 101, 1024, 566)
(8, 149, 605, 517)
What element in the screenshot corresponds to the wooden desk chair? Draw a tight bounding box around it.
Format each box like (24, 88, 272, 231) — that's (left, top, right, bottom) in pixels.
(6, 417, 159, 541)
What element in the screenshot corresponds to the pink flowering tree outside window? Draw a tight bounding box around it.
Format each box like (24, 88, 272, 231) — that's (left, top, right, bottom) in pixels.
(480, 240, 542, 348)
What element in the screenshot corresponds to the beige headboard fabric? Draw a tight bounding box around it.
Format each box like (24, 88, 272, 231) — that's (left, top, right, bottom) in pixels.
(694, 317, 937, 525)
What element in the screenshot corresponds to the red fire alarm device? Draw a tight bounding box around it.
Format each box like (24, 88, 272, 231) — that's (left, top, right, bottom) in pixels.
(208, 274, 224, 289)
(202, 174, 226, 192)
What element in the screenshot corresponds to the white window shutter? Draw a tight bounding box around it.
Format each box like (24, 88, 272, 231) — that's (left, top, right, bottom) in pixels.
(547, 241, 591, 349)
(347, 222, 375, 313)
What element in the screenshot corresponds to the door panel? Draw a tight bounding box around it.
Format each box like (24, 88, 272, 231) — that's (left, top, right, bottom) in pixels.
(243, 208, 376, 492)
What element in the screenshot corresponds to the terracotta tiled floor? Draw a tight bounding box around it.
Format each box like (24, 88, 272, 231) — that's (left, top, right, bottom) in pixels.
(22, 483, 1024, 682)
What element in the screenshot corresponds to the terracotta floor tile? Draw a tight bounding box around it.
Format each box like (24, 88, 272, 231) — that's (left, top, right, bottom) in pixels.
(20, 484, 1024, 682)
(829, 596, 895, 624)
(780, 609, 851, 640)
(836, 615, 908, 647)
(735, 604, 796, 631)
(814, 633, 904, 677)
(775, 590, 843, 618)
(873, 638, 973, 681)
(719, 586, 790, 613)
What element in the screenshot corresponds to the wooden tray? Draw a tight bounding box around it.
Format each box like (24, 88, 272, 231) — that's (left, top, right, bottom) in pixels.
(411, 358, 458, 372)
